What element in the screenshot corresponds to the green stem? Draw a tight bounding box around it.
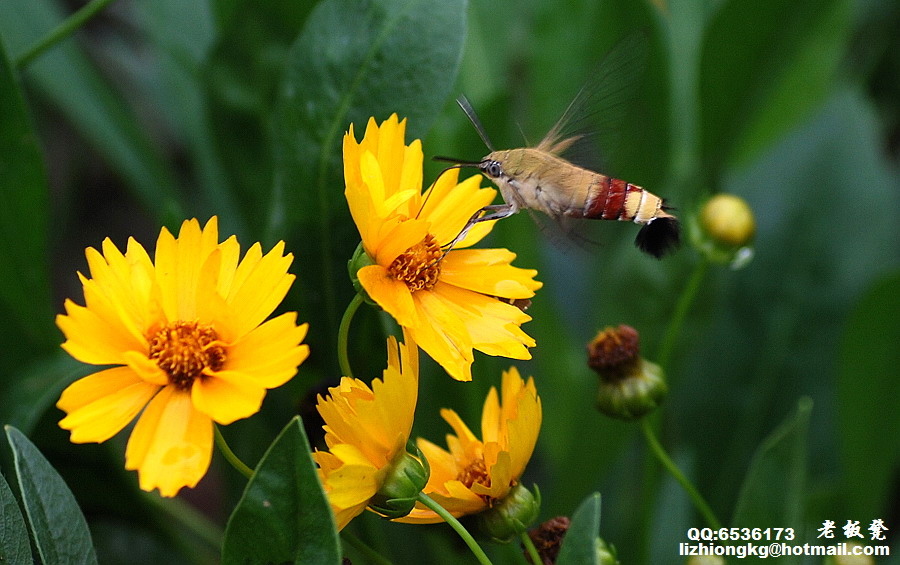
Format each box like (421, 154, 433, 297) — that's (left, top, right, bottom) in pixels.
(519, 530, 541, 565)
(655, 258, 709, 371)
(338, 293, 365, 378)
(214, 424, 254, 479)
(15, 0, 120, 69)
(341, 531, 395, 565)
(640, 419, 721, 530)
(417, 493, 493, 565)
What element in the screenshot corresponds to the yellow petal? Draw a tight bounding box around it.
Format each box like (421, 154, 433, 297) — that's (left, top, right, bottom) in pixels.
(224, 314, 309, 388)
(357, 265, 418, 327)
(505, 373, 542, 480)
(227, 241, 295, 337)
(122, 350, 171, 386)
(430, 282, 535, 360)
(422, 175, 497, 246)
(125, 386, 213, 497)
(191, 371, 266, 425)
(480, 386, 502, 445)
(57, 301, 144, 366)
(407, 290, 473, 382)
(440, 248, 542, 298)
(57, 366, 160, 443)
(372, 218, 430, 267)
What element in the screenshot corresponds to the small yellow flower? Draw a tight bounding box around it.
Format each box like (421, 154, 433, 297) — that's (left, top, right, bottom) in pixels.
(344, 114, 543, 382)
(56, 217, 309, 497)
(313, 335, 421, 530)
(395, 366, 542, 523)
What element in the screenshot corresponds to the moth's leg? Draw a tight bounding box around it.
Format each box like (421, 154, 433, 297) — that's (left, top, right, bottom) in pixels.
(447, 204, 517, 250)
(426, 204, 518, 268)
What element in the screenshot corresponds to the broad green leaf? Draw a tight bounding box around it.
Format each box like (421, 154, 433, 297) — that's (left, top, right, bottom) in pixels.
(272, 0, 467, 369)
(203, 0, 315, 239)
(5, 426, 97, 565)
(0, 0, 184, 222)
(731, 398, 811, 541)
(0, 471, 32, 565)
(699, 0, 852, 181)
(556, 492, 602, 565)
(836, 271, 900, 517)
(0, 27, 55, 365)
(222, 416, 340, 565)
(0, 353, 92, 436)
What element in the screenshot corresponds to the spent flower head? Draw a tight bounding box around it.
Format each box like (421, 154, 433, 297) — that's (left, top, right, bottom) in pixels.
(588, 325, 667, 420)
(313, 335, 424, 530)
(344, 114, 543, 381)
(395, 366, 542, 531)
(56, 217, 309, 496)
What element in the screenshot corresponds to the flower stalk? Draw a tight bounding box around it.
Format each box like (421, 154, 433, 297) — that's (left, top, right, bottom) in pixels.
(338, 293, 365, 379)
(16, 0, 121, 69)
(639, 418, 721, 530)
(417, 493, 493, 565)
(214, 425, 253, 480)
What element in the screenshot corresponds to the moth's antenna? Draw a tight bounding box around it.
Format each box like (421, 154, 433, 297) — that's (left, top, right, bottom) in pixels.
(457, 95, 495, 151)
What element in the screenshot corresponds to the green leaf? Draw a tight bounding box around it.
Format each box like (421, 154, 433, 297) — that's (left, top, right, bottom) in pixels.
(203, 0, 315, 238)
(699, 0, 852, 180)
(272, 0, 467, 369)
(556, 492, 602, 565)
(836, 271, 900, 517)
(222, 416, 340, 565)
(0, 0, 184, 222)
(0, 471, 32, 565)
(5, 426, 97, 565)
(731, 398, 811, 539)
(0, 26, 55, 362)
(0, 353, 93, 436)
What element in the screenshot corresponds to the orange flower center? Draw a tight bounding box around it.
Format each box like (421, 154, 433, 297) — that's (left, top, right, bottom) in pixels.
(388, 233, 443, 291)
(458, 458, 491, 491)
(148, 321, 226, 390)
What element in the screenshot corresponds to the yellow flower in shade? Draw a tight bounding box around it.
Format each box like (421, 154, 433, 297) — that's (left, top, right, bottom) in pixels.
(313, 336, 420, 530)
(344, 114, 543, 382)
(55, 217, 309, 497)
(395, 366, 542, 523)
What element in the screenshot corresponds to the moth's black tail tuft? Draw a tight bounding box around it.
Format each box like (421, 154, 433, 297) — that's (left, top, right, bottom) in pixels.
(635, 216, 680, 259)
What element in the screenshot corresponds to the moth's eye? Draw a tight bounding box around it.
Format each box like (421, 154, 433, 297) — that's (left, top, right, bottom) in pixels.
(484, 161, 503, 178)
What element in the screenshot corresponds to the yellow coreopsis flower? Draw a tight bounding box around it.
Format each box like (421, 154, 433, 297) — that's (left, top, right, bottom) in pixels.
(56, 217, 309, 497)
(344, 114, 543, 382)
(313, 336, 422, 530)
(395, 366, 542, 524)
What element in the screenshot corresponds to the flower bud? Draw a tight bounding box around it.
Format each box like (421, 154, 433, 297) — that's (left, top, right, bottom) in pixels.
(474, 483, 541, 544)
(691, 194, 756, 268)
(369, 447, 430, 519)
(527, 516, 569, 565)
(826, 543, 874, 565)
(588, 325, 667, 420)
(686, 556, 726, 565)
(347, 242, 378, 305)
(596, 538, 620, 565)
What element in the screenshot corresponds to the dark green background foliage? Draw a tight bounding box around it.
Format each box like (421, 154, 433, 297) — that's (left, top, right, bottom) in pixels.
(0, 0, 898, 563)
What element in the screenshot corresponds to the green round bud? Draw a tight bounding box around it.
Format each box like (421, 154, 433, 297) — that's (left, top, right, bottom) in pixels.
(825, 543, 875, 565)
(690, 194, 756, 268)
(700, 194, 755, 247)
(369, 449, 430, 520)
(347, 242, 378, 306)
(474, 483, 541, 544)
(595, 358, 668, 421)
(686, 556, 726, 565)
(597, 538, 621, 565)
